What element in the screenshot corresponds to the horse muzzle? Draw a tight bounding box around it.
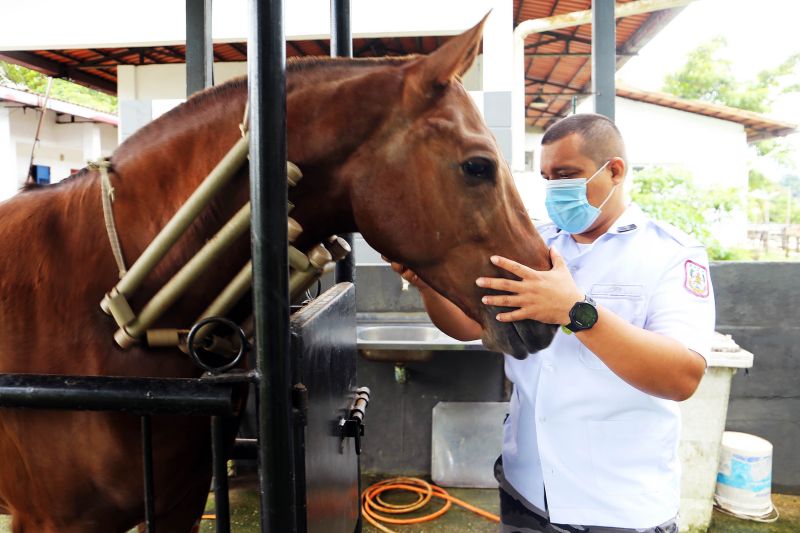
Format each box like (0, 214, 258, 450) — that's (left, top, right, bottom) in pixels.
(480, 306, 557, 359)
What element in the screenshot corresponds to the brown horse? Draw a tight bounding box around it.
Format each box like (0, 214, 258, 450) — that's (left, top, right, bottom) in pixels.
(0, 18, 554, 532)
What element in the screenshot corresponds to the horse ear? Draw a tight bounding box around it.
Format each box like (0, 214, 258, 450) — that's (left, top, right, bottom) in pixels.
(405, 12, 489, 99)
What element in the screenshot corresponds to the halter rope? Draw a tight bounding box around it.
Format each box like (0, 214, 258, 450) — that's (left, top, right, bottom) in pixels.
(90, 159, 128, 279)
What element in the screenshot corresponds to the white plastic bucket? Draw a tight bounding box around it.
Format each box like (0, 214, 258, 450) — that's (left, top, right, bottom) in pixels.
(714, 431, 774, 518)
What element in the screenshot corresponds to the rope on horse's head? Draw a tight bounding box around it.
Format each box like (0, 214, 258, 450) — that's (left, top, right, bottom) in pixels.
(89, 158, 128, 279)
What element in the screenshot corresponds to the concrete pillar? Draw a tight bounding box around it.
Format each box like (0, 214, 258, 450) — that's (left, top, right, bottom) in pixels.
(482, 0, 514, 164)
(117, 65, 153, 144)
(82, 123, 103, 162)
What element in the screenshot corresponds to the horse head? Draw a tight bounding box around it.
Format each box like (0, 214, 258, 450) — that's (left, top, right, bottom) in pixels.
(288, 17, 557, 358)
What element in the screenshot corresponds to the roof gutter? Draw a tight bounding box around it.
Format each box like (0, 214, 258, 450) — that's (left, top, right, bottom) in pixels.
(511, 0, 697, 170)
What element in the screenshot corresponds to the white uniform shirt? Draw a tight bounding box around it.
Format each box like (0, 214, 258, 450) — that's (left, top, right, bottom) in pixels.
(502, 203, 716, 528)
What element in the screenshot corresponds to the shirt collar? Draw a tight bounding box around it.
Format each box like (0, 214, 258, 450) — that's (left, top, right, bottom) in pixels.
(606, 203, 647, 235)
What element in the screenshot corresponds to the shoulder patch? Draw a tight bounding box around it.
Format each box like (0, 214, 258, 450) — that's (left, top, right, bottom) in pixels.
(684, 260, 709, 298)
(652, 220, 703, 248)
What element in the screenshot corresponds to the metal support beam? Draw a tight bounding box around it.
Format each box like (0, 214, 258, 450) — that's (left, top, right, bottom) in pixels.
(186, 0, 214, 96)
(248, 0, 296, 531)
(331, 0, 355, 285)
(211, 416, 231, 533)
(141, 416, 156, 533)
(592, 0, 616, 120)
(0, 374, 238, 415)
(0, 51, 116, 95)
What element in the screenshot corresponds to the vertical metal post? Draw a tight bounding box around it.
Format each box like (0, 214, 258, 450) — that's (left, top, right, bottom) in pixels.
(141, 416, 156, 533)
(592, 0, 615, 121)
(248, 0, 296, 532)
(331, 0, 356, 285)
(211, 416, 231, 533)
(186, 0, 214, 97)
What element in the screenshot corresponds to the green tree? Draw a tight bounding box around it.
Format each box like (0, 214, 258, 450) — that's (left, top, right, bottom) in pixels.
(663, 36, 800, 113)
(0, 61, 117, 113)
(664, 37, 800, 235)
(631, 166, 746, 260)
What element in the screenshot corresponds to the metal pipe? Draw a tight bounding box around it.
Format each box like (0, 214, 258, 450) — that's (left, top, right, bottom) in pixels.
(511, 0, 697, 168)
(101, 135, 250, 314)
(331, 0, 355, 285)
(288, 246, 311, 272)
(289, 244, 331, 301)
(115, 203, 252, 347)
(141, 415, 156, 533)
(0, 374, 237, 415)
(592, 0, 616, 120)
(248, 0, 297, 530)
(186, 0, 214, 97)
(211, 416, 231, 533)
(198, 261, 253, 322)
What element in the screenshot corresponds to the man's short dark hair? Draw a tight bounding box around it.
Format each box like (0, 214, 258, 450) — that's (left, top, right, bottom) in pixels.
(541, 113, 626, 165)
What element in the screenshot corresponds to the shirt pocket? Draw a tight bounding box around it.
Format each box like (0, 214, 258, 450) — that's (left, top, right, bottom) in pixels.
(578, 284, 644, 370)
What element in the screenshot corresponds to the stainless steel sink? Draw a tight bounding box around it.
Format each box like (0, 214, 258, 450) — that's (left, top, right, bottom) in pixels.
(356, 320, 484, 362)
(358, 325, 447, 343)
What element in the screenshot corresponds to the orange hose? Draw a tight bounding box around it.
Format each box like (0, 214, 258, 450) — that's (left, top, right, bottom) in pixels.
(361, 477, 499, 533)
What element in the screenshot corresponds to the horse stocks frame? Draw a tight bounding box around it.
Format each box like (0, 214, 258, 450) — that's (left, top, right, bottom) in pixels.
(0, 1, 364, 532)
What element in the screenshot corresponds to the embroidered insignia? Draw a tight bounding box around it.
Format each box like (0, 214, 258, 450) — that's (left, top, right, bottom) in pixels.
(684, 260, 709, 297)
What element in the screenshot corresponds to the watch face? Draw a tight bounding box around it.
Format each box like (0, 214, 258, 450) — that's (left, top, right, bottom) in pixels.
(571, 302, 598, 328)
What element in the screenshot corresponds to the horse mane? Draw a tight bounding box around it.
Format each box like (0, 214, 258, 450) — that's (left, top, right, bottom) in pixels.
(19, 55, 418, 194)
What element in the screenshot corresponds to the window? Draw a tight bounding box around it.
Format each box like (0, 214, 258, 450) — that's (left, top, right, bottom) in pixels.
(30, 165, 51, 185)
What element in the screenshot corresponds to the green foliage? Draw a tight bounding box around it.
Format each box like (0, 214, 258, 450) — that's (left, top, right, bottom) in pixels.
(631, 166, 742, 260)
(748, 169, 800, 223)
(663, 36, 800, 114)
(0, 61, 117, 113)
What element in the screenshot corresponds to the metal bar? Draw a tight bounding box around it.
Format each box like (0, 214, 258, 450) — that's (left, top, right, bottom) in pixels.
(211, 416, 231, 533)
(248, 0, 296, 532)
(198, 261, 253, 320)
(186, 0, 214, 96)
(0, 374, 237, 415)
(116, 203, 252, 347)
(592, 0, 616, 120)
(142, 415, 156, 533)
(331, 0, 355, 285)
(100, 135, 249, 313)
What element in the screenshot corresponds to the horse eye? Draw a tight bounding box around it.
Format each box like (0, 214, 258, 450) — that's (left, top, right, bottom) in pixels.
(461, 157, 495, 181)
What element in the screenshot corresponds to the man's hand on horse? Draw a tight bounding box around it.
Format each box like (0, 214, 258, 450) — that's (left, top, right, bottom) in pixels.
(476, 247, 583, 325)
(382, 255, 430, 291)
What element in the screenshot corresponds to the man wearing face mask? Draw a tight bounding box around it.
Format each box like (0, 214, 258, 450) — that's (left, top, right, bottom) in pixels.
(388, 113, 715, 532)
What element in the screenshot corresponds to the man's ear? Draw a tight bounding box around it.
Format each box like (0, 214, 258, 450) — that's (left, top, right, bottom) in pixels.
(403, 12, 490, 104)
(609, 157, 627, 184)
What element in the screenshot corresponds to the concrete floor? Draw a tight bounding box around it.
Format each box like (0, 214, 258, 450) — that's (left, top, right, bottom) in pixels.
(1, 484, 798, 532)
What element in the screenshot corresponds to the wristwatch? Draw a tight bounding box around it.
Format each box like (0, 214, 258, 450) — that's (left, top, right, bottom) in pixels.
(563, 295, 598, 333)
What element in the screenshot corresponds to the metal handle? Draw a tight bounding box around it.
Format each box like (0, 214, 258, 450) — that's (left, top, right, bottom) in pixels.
(186, 317, 248, 374)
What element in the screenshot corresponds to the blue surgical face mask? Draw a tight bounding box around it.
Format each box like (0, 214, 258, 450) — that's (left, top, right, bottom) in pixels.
(544, 160, 617, 234)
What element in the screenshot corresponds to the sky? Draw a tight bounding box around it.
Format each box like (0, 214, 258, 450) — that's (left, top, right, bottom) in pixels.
(616, 0, 800, 179)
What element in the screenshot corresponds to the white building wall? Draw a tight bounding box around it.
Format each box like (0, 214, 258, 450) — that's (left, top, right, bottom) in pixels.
(517, 97, 750, 246)
(0, 106, 117, 200)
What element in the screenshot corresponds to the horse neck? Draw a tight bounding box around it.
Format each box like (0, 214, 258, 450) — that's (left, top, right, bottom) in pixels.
(286, 61, 404, 249)
(111, 88, 249, 263)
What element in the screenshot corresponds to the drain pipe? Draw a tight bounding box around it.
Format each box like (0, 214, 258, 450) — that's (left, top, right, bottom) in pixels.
(511, 0, 696, 169)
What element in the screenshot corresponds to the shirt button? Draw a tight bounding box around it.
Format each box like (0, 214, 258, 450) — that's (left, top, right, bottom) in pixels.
(538, 416, 546, 423)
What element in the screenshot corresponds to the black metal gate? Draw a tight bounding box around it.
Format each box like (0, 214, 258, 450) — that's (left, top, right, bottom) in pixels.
(0, 1, 363, 532)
